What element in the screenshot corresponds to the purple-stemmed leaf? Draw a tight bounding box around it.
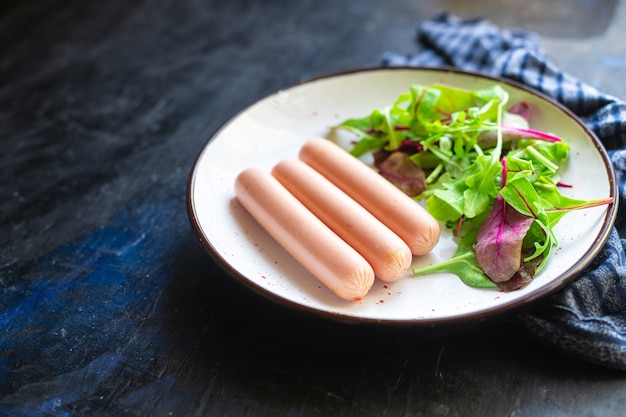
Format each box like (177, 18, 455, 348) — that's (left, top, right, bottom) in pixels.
(377, 151, 427, 197)
(473, 194, 534, 283)
(507, 100, 532, 121)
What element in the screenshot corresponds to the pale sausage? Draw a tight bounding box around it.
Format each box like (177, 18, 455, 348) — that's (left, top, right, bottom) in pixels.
(299, 137, 441, 255)
(272, 159, 412, 282)
(235, 167, 375, 301)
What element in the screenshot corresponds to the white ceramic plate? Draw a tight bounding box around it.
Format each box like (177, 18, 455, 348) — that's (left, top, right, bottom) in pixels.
(187, 67, 617, 326)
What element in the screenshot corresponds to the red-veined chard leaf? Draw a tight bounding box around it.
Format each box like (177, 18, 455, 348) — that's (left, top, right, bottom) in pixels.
(473, 194, 535, 283)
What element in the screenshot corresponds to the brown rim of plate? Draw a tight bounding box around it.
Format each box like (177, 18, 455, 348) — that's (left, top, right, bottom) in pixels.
(186, 66, 619, 328)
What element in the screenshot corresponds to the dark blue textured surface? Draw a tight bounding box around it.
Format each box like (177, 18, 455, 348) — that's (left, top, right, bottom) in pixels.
(1, 193, 185, 414)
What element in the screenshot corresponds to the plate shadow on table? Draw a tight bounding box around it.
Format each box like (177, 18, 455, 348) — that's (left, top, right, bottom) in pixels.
(157, 231, 626, 414)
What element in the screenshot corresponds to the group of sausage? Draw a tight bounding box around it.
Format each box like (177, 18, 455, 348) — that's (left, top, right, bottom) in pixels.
(235, 137, 441, 301)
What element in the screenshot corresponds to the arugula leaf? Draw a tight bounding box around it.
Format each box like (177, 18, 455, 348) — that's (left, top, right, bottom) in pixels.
(426, 174, 465, 222)
(412, 227, 497, 289)
(463, 153, 503, 218)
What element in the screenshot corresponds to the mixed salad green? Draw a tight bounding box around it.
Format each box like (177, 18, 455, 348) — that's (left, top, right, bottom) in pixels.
(334, 83, 613, 291)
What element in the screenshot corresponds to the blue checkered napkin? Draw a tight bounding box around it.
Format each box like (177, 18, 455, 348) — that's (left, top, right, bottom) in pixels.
(383, 13, 626, 370)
